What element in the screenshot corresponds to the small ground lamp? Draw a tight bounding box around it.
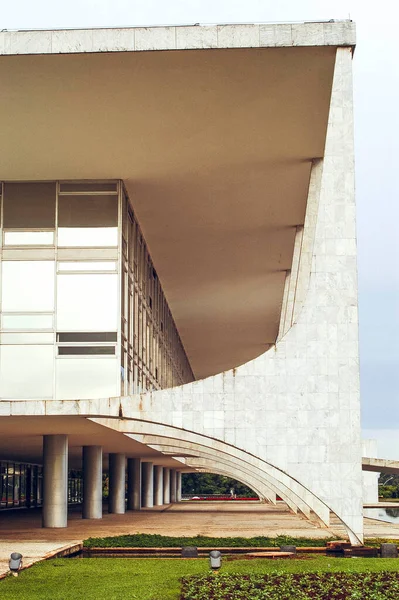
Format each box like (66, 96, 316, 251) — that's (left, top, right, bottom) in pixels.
(209, 550, 222, 570)
(9, 552, 23, 577)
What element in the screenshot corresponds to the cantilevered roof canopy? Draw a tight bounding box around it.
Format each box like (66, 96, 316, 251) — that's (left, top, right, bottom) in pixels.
(0, 416, 189, 470)
(0, 24, 353, 379)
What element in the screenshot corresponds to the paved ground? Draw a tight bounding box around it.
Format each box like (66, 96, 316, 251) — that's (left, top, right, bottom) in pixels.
(1, 502, 398, 577)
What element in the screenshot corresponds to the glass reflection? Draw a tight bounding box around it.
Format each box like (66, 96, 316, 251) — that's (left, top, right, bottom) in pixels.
(1, 261, 55, 312)
(3, 182, 56, 228)
(56, 358, 118, 400)
(57, 273, 118, 330)
(0, 345, 54, 398)
(1, 332, 54, 344)
(57, 227, 118, 247)
(58, 261, 117, 272)
(2, 314, 53, 329)
(4, 231, 54, 246)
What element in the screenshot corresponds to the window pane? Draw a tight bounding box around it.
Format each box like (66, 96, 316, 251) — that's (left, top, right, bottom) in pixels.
(1, 332, 54, 344)
(3, 182, 56, 228)
(57, 227, 118, 247)
(57, 332, 117, 342)
(58, 346, 115, 355)
(4, 231, 54, 246)
(58, 195, 117, 227)
(59, 182, 117, 193)
(2, 314, 53, 329)
(0, 345, 54, 398)
(57, 273, 118, 330)
(58, 261, 117, 272)
(55, 357, 118, 400)
(1, 261, 55, 312)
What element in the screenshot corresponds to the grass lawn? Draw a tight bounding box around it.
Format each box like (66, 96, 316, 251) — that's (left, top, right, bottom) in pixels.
(1, 557, 399, 600)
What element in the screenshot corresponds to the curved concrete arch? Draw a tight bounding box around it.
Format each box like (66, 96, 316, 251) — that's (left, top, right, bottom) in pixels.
(137, 435, 314, 518)
(147, 441, 277, 504)
(183, 457, 326, 528)
(121, 422, 330, 523)
(92, 417, 352, 535)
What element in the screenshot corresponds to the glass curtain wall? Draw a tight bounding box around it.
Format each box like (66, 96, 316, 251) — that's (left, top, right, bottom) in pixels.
(0, 460, 43, 509)
(0, 180, 194, 400)
(120, 186, 194, 394)
(0, 460, 84, 510)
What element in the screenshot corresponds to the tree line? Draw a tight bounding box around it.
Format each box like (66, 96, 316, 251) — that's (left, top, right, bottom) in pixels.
(182, 473, 257, 497)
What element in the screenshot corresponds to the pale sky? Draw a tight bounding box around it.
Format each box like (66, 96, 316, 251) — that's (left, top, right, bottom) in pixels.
(1, 0, 398, 457)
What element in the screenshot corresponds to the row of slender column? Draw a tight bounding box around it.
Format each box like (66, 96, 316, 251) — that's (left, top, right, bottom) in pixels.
(42, 435, 182, 527)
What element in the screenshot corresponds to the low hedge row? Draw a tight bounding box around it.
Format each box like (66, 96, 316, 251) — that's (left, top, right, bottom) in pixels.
(83, 533, 333, 548)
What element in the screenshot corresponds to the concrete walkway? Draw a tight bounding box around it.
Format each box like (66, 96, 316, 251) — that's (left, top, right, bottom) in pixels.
(1, 502, 399, 578)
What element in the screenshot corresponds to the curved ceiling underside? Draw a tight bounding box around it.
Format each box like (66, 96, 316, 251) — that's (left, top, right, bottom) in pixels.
(0, 46, 336, 379)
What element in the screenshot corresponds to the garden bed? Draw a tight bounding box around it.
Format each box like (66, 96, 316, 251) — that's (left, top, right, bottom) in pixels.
(83, 533, 333, 548)
(180, 571, 399, 599)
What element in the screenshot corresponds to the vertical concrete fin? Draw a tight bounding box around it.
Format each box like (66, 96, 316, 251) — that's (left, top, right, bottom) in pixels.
(278, 158, 323, 339)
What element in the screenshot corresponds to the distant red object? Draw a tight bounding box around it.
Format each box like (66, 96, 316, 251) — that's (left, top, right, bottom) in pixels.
(189, 496, 259, 501)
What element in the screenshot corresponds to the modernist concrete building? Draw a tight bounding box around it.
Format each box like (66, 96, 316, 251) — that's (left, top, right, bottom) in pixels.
(0, 21, 363, 542)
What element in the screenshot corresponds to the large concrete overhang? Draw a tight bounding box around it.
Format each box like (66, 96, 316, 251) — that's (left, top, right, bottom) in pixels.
(0, 22, 355, 380)
(0, 416, 189, 470)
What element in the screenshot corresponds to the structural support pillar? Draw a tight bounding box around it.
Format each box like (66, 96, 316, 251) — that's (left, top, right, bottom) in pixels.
(170, 469, 177, 503)
(108, 453, 126, 514)
(142, 462, 154, 508)
(42, 434, 68, 528)
(163, 468, 170, 504)
(127, 458, 141, 511)
(154, 466, 164, 506)
(176, 471, 182, 502)
(82, 446, 103, 519)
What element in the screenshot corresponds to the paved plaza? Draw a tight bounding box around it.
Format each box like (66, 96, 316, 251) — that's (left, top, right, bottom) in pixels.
(1, 502, 398, 578)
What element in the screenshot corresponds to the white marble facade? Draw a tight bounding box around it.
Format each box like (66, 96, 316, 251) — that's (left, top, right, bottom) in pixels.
(0, 23, 363, 542)
(106, 45, 363, 542)
(0, 22, 355, 56)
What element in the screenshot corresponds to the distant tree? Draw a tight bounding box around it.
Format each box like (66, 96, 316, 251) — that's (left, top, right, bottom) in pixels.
(378, 474, 399, 499)
(182, 473, 257, 497)
(379, 474, 399, 486)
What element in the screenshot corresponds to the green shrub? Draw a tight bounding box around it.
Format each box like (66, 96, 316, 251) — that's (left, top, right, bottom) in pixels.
(83, 533, 333, 548)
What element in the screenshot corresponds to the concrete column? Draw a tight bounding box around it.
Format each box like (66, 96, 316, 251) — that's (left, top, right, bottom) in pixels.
(176, 471, 182, 502)
(42, 434, 68, 528)
(142, 462, 154, 508)
(154, 466, 164, 506)
(108, 453, 126, 514)
(82, 446, 103, 519)
(170, 469, 177, 503)
(163, 468, 170, 504)
(127, 458, 141, 511)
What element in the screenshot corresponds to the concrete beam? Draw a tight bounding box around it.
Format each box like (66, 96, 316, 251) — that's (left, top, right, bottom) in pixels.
(362, 458, 399, 474)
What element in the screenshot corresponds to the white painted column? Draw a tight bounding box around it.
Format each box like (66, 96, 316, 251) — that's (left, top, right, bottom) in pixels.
(163, 468, 170, 504)
(176, 471, 182, 502)
(154, 466, 164, 506)
(127, 458, 141, 511)
(108, 453, 126, 514)
(142, 462, 154, 508)
(82, 446, 103, 519)
(170, 469, 177, 503)
(42, 434, 68, 528)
